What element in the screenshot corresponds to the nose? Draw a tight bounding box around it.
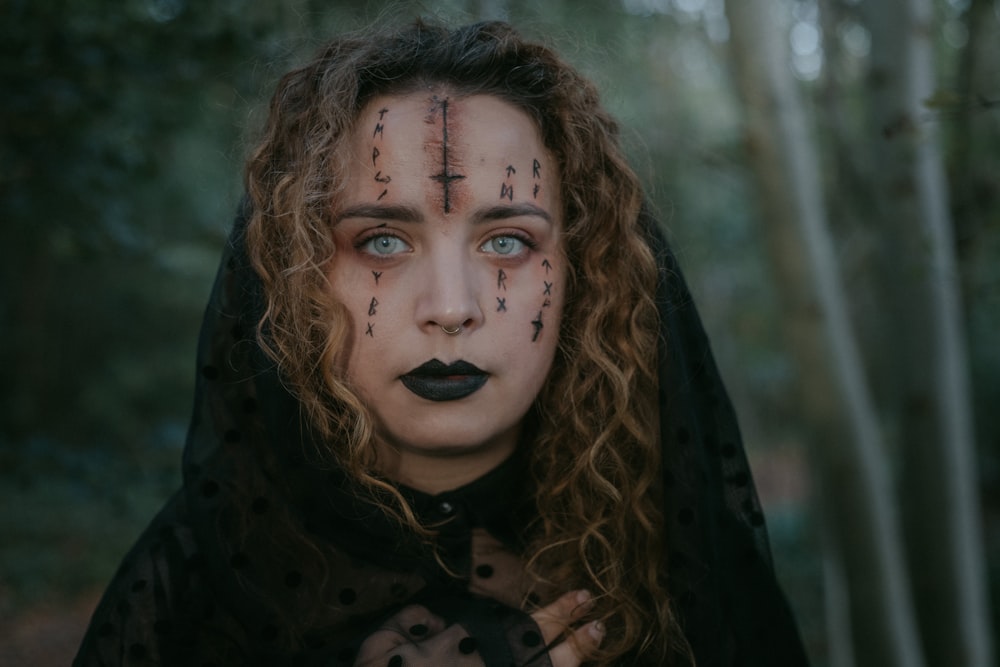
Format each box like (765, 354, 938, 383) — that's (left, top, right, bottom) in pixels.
(414, 244, 485, 335)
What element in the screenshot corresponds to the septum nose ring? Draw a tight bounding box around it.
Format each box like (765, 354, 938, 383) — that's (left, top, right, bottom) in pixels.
(441, 324, 462, 335)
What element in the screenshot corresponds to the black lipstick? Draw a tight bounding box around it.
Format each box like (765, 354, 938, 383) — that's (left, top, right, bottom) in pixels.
(400, 359, 488, 402)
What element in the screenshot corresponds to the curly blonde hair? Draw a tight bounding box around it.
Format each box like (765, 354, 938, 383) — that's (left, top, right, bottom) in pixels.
(244, 19, 685, 665)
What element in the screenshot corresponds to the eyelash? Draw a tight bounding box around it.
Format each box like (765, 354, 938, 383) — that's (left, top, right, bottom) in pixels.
(354, 231, 411, 258)
(481, 232, 537, 255)
(352, 230, 538, 260)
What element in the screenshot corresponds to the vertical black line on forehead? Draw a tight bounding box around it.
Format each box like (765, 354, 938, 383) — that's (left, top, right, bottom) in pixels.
(429, 99, 466, 214)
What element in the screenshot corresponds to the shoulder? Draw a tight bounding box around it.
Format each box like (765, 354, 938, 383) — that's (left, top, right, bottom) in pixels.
(73, 491, 248, 666)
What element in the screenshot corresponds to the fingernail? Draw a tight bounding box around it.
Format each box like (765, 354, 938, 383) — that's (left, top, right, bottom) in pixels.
(588, 620, 605, 640)
(576, 589, 592, 606)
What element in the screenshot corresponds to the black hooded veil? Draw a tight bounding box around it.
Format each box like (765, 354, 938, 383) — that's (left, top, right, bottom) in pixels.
(74, 196, 808, 666)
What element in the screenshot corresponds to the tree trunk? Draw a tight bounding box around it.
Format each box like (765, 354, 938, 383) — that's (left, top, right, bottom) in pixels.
(723, 1, 925, 665)
(860, 0, 995, 664)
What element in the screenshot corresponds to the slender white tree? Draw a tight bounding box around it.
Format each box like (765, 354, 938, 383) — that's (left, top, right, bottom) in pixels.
(860, 0, 994, 663)
(723, 1, 926, 665)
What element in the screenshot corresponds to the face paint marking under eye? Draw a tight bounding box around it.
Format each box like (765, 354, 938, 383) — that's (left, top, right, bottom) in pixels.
(372, 270, 382, 285)
(497, 297, 507, 312)
(533, 183, 540, 199)
(533, 159, 541, 178)
(497, 269, 507, 291)
(542, 258, 552, 273)
(531, 311, 543, 342)
(365, 322, 374, 337)
(543, 281, 553, 296)
(428, 98, 466, 214)
(368, 297, 378, 317)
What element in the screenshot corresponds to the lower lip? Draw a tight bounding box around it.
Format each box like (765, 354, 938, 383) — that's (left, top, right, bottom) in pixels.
(400, 375, 488, 401)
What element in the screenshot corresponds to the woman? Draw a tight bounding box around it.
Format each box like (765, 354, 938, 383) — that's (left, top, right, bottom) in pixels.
(75, 20, 808, 666)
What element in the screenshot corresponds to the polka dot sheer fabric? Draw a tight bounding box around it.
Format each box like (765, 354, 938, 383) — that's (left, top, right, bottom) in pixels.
(74, 203, 808, 666)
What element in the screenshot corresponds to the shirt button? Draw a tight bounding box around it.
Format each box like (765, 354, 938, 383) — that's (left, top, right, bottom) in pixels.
(438, 501, 455, 515)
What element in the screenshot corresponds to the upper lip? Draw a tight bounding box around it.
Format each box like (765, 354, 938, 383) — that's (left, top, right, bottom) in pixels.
(403, 359, 486, 377)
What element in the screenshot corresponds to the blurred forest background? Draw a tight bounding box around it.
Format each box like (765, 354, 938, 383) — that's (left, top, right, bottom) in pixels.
(2, 0, 998, 665)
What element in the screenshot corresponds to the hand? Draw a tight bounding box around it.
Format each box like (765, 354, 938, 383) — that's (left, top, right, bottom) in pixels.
(353, 604, 484, 666)
(530, 590, 605, 667)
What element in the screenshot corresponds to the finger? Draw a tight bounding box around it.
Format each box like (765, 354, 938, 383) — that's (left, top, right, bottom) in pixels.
(547, 620, 605, 667)
(530, 590, 594, 646)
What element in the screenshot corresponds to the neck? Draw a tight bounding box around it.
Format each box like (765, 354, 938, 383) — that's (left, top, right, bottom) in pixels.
(375, 428, 520, 495)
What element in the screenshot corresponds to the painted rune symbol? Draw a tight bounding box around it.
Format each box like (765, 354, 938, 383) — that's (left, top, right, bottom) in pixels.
(374, 171, 391, 183)
(372, 270, 382, 285)
(532, 159, 541, 178)
(497, 269, 507, 291)
(368, 297, 378, 317)
(372, 146, 380, 168)
(533, 183, 540, 199)
(543, 281, 552, 296)
(365, 322, 374, 337)
(500, 183, 513, 201)
(497, 297, 507, 312)
(541, 258, 552, 273)
(531, 311, 543, 342)
(506, 165, 516, 178)
(429, 99, 466, 213)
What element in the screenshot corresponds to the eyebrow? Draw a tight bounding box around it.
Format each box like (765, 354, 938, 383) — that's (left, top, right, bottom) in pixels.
(470, 203, 553, 225)
(332, 202, 552, 225)
(333, 204, 423, 225)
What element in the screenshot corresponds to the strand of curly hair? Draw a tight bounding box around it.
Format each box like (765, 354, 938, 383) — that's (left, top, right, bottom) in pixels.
(243, 19, 690, 666)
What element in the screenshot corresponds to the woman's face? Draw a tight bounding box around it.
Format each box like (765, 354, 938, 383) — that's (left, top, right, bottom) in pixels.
(328, 92, 565, 488)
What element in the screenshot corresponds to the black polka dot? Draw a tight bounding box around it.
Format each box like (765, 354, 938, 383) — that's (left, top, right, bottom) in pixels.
(229, 553, 249, 569)
(338, 588, 357, 605)
(251, 497, 269, 514)
(458, 636, 478, 654)
(201, 480, 219, 498)
(129, 643, 147, 659)
(284, 571, 302, 588)
(201, 365, 219, 380)
(521, 630, 542, 647)
(677, 507, 695, 526)
(409, 623, 428, 637)
(387, 656, 403, 667)
(131, 579, 148, 593)
(224, 429, 241, 443)
(475, 564, 494, 578)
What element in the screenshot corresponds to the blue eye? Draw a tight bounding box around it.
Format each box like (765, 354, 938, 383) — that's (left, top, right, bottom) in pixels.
(482, 235, 526, 255)
(361, 234, 409, 255)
